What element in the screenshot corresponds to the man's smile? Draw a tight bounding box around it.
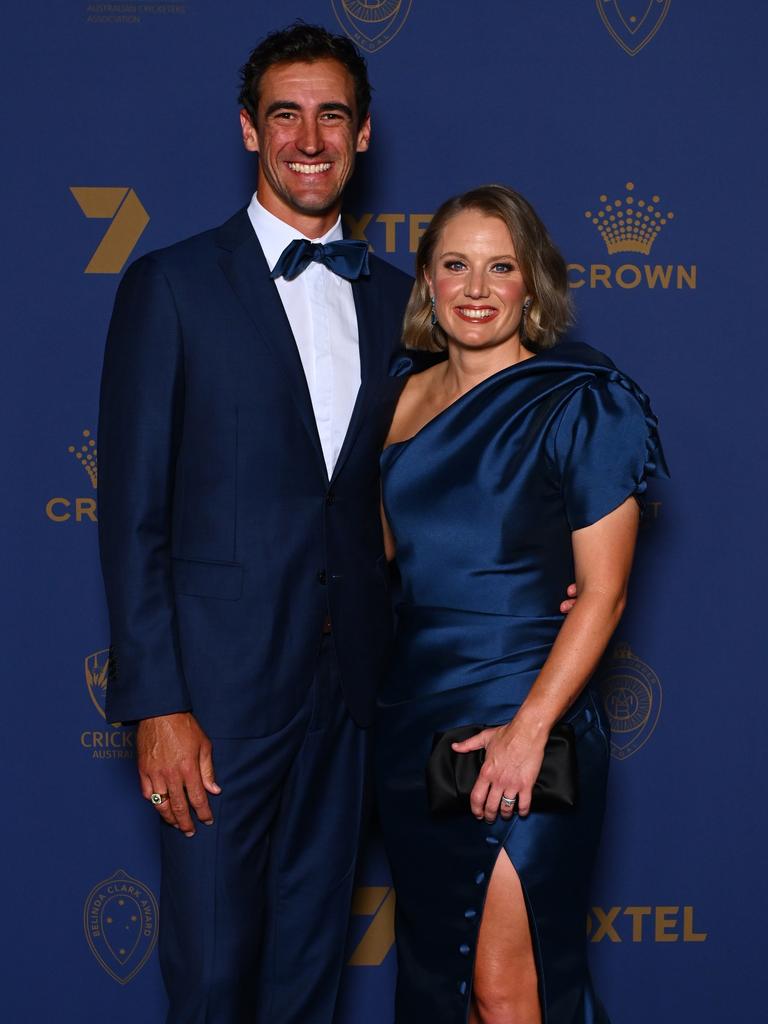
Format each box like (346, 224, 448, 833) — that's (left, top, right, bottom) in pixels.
(286, 161, 333, 175)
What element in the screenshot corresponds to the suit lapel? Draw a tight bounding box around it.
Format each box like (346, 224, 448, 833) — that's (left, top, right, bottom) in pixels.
(216, 210, 327, 480)
(331, 272, 385, 484)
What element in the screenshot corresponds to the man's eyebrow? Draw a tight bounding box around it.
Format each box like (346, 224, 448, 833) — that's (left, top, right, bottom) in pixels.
(318, 102, 353, 117)
(263, 100, 354, 118)
(264, 100, 301, 117)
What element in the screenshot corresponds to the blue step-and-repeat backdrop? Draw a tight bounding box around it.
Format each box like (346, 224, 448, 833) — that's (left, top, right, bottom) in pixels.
(3, 2, 766, 1021)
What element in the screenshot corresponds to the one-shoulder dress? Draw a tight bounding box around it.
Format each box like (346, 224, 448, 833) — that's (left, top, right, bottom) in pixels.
(375, 341, 668, 1024)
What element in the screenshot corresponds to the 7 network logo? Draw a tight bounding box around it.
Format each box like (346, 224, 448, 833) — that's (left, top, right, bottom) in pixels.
(70, 186, 149, 273)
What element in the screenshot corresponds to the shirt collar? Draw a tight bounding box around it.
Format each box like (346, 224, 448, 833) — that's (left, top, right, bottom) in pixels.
(246, 193, 343, 272)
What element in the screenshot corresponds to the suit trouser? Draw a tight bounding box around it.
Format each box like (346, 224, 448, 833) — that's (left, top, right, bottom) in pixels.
(159, 636, 368, 1024)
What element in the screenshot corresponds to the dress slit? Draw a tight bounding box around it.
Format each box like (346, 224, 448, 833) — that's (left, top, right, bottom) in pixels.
(463, 839, 547, 1024)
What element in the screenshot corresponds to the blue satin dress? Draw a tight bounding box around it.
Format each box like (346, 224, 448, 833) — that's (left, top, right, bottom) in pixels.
(375, 341, 668, 1024)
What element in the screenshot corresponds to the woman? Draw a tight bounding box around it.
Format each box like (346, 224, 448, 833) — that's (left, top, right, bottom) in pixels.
(375, 185, 668, 1024)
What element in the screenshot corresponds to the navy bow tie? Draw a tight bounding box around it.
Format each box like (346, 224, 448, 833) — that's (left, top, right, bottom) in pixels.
(270, 238, 370, 282)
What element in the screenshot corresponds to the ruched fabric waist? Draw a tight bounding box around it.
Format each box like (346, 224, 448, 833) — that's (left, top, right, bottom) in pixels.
(380, 605, 563, 707)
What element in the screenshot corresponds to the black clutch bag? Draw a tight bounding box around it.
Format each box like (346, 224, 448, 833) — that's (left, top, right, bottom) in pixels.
(426, 722, 578, 816)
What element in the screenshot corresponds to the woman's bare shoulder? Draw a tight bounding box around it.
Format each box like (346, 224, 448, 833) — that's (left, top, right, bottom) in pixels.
(386, 364, 445, 446)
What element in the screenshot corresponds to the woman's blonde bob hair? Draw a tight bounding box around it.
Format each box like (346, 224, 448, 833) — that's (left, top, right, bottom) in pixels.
(403, 184, 572, 352)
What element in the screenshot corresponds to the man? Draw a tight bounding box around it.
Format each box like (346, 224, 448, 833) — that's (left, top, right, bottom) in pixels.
(99, 23, 412, 1023)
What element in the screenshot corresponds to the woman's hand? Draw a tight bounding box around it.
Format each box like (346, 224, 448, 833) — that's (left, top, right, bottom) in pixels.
(451, 721, 548, 823)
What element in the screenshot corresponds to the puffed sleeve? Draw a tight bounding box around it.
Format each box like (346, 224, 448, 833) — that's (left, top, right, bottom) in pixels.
(552, 373, 669, 531)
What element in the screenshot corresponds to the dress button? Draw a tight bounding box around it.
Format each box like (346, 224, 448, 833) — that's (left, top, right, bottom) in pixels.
(474, 871, 485, 885)
(464, 909, 477, 920)
(458, 981, 468, 996)
(459, 944, 471, 956)
(317, 570, 327, 585)
(485, 836, 500, 846)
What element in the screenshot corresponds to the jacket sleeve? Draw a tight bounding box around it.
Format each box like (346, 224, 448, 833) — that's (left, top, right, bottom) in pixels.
(98, 254, 192, 723)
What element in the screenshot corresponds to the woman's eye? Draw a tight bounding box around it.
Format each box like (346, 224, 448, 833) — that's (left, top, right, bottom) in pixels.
(444, 260, 465, 271)
(491, 262, 515, 273)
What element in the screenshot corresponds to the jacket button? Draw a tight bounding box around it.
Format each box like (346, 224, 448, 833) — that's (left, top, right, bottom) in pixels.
(325, 491, 336, 506)
(317, 570, 327, 585)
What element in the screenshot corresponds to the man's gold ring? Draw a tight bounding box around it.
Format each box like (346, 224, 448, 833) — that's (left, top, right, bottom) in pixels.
(150, 792, 169, 805)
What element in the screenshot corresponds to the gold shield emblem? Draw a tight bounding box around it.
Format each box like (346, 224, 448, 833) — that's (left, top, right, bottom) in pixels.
(84, 869, 159, 984)
(596, 1, 672, 56)
(595, 642, 662, 759)
(331, 1, 413, 53)
(85, 649, 111, 720)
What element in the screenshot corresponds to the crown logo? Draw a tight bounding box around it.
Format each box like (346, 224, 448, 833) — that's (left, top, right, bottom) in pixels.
(68, 429, 98, 489)
(585, 182, 674, 255)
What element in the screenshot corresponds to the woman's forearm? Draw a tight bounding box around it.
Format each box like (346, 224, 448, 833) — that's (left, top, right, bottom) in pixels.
(512, 588, 627, 740)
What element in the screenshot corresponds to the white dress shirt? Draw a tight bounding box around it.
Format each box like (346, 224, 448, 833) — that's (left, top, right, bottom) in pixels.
(247, 193, 361, 479)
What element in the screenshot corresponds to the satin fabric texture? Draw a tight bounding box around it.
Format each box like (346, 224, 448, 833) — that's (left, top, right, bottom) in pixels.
(426, 721, 577, 816)
(375, 341, 668, 1023)
(269, 237, 371, 282)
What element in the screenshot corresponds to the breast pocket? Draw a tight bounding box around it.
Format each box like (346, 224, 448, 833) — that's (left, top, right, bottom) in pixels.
(172, 557, 244, 600)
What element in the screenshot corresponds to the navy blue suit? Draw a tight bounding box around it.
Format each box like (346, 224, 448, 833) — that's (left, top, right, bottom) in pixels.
(98, 208, 412, 1022)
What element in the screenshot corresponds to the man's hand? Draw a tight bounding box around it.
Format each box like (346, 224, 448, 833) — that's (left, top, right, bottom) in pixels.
(560, 582, 578, 614)
(137, 712, 221, 836)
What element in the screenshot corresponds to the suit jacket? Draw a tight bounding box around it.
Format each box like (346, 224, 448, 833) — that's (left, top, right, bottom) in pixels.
(98, 208, 413, 736)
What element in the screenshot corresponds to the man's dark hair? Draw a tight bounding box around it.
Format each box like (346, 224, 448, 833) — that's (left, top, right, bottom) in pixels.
(239, 22, 372, 127)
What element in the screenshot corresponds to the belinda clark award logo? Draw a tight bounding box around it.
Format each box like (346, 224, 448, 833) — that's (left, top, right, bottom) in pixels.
(596, 1, 672, 55)
(331, 1, 412, 53)
(84, 869, 159, 984)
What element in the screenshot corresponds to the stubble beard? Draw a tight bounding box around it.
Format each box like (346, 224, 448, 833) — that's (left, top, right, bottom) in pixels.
(260, 159, 351, 221)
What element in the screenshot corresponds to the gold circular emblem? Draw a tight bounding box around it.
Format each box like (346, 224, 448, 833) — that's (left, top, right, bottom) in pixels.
(603, 673, 652, 734)
(596, 643, 662, 760)
(343, 1, 402, 23)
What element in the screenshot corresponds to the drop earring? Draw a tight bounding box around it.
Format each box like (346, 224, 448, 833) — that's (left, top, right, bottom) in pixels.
(520, 298, 531, 342)
(430, 295, 437, 327)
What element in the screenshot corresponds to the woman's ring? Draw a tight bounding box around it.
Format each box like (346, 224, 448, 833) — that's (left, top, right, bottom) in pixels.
(501, 794, 517, 808)
(150, 792, 169, 805)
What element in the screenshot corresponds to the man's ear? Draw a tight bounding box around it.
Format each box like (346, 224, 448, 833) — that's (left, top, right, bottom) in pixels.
(240, 110, 259, 153)
(356, 113, 371, 154)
